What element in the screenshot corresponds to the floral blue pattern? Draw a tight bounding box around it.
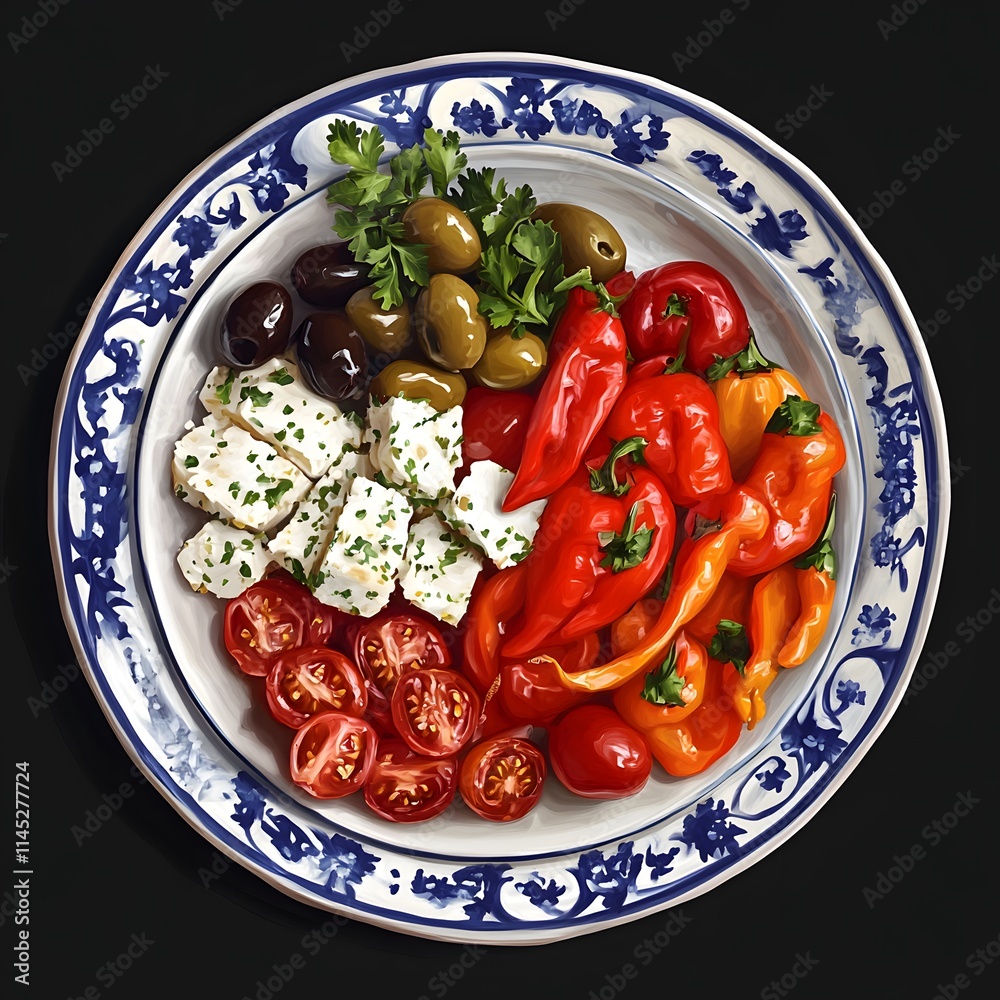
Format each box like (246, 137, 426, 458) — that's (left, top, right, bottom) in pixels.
(673, 799, 746, 863)
(853, 603, 896, 645)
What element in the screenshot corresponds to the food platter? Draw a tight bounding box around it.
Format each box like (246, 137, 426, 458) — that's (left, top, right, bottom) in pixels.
(48, 52, 948, 944)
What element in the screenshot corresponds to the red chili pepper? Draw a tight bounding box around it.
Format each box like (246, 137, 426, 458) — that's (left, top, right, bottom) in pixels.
(619, 261, 751, 375)
(503, 441, 675, 654)
(601, 358, 733, 508)
(502, 287, 627, 511)
(461, 565, 527, 694)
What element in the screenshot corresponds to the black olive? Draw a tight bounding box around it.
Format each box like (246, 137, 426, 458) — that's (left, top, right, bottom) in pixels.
(294, 312, 369, 401)
(218, 280, 294, 369)
(290, 243, 371, 307)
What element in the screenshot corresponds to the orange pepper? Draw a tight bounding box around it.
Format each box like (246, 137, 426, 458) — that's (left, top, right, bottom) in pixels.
(684, 571, 756, 648)
(613, 630, 708, 726)
(724, 562, 801, 729)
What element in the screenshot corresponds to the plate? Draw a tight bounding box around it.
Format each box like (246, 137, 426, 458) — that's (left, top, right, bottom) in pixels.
(48, 52, 948, 945)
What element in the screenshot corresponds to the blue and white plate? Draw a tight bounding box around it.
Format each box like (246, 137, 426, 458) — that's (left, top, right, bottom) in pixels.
(49, 53, 948, 944)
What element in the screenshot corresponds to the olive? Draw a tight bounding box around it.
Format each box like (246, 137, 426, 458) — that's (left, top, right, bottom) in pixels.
(290, 243, 371, 307)
(345, 286, 413, 359)
(415, 274, 488, 371)
(401, 198, 482, 274)
(370, 360, 467, 412)
(218, 280, 294, 369)
(530, 203, 627, 283)
(471, 328, 547, 390)
(293, 311, 368, 401)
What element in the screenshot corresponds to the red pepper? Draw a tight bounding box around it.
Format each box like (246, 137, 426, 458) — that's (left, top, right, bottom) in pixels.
(499, 634, 601, 724)
(502, 287, 627, 511)
(601, 358, 733, 508)
(619, 261, 751, 375)
(503, 441, 675, 654)
(461, 565, 527, 694)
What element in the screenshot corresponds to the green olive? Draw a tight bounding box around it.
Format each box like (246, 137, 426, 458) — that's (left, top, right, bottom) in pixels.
(345, 286, 413, 358)
(531, 203, 627, 283)
(370, 360, 467, 411)
(471, 328, 547, 390)
(415, 273, 488, 370)
(401, 197, 482, 274)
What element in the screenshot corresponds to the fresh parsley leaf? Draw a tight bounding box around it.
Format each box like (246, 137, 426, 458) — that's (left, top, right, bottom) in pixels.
(482, 184, 537, 244)
(326, 119, 383, 174)
(449, 167, 506, 237)
(641, 644, 688, 706)
(421, 128, 467, 198)
(264, 479, 294, 510)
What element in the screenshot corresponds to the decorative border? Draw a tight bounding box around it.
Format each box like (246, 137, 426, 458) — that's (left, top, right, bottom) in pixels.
(49, 54, 947, 944)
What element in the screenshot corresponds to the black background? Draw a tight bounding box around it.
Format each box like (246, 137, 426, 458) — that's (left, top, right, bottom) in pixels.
(2, 1, 998, 998)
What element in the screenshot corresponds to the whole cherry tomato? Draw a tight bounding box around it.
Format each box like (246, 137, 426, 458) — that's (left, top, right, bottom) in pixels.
(458, 387, 534, 478)
(353, 612, 452, 696)
(265, 646, 368, 729)
(458, 735, 546, 822)
(224, 577, 336, 676)
(391, 668, 481, 758)
(548, 705, 653, 799)
(620, 261, 751, 374)
(289, 711, 377, 799)
(364, 738, 458, 823)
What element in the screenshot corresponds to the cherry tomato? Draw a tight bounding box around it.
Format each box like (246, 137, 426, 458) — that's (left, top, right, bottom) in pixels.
(548, 705, 653, 799)
(391, 668, 480, 758)
(354, 612, 452, 695)
(459, 736, 546, 822)
(499, 652, 596, 725)
(364, 740, 458, 823)
(265, 646, 368, 729)
(458, 387, 534, 477)
(289, 711, 377, 799)
(224, 577, 336, 676)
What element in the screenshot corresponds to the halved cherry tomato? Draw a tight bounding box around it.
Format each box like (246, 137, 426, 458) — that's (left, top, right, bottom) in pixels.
(224, 577, 336, 676)
(458, 387, 534, 478)
(362, 678, 396, 737)
(265, 647, 368, 729)
(458, 736, 546, 822)
(364, 739, 458, 823)
(353, 612, 452, 695)
(289, 711, 377, 799)
(391, 668, 481, 758)
(548, 705, 653, 799)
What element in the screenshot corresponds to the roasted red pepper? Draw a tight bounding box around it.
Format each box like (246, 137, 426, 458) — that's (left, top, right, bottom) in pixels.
(619, 261, 751, 375)
(503, 441, 674, 654)
(601, 358, 733, 508)
(502, 287, 627, 511)
(462, 565, 527, 694)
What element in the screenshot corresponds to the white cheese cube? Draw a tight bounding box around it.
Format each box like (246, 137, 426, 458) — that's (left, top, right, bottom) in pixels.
(177, 521, 270, 599)
(366, 396, 463, 500)
(172, 417, 311, 532)
(399, 515, 483, 626)
(443, 460, 547, 569)
(311, 477, 411, 616)
(200, 359, 363, 478)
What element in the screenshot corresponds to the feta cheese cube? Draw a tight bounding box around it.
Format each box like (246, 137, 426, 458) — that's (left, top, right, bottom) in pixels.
(399, 515, 483, 626)
(444, 461, 547, 569)
(311, 477, 411, 616)
(172, 416, 311, 532)
(366, 395, 463, 500)
(200, 359, 363, 478)
(177, 521, 270, 599)
(266, 447, 371, 584)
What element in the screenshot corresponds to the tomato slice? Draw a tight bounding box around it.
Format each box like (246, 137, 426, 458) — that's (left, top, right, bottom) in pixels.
(224, 577, 336, 676)
(265, 647, 368, 729)
(289, 711, 376, 799)
(391, 668, 480, 758)
(459, 736, 546, 822)
(548, 705, 652, 799)
(364, 742, 458, 823)
(353, 612, 452, 695)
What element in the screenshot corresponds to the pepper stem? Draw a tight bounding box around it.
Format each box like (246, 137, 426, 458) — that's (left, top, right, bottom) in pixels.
(589, 436, 648, 496)
(794, 492, 838, 579)
(705, 329, 781, 381)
